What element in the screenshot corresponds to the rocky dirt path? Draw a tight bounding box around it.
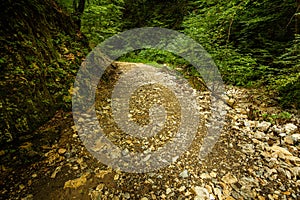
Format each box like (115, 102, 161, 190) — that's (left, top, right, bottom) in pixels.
(1, 62, 299, 200)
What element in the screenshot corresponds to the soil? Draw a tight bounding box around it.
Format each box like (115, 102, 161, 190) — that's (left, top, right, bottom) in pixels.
(0, 62, 299, 200)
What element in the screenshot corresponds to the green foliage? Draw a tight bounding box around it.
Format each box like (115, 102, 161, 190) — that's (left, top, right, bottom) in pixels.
(81, 0, 124, 47)
(182, 0, 299, 108)
(266, 35, 300, 108)
(214, 49, 261, 86)
(182, 1, 260, 86)
(118, 49, 188, 67)
(1, 0, 299, 146)
(56, 0, 74, 13)
(261, 111, 292, 124)
(121, 0, 190, 30)
(231, 0, 295, 51)
(30, 0, 300, 110)
(0, 0, 89, 145)
(57, 0, 124, 47)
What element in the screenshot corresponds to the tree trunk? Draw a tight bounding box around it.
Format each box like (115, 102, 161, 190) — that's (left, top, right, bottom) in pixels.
(73, 0, 85, 29)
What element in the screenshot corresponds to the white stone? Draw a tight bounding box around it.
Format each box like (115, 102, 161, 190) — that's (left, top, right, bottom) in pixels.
(244, 120, 258, 128)
(279, 133, 287, 137)
(242, 143, 255, 154)
(166, 188, 172, 194)
(210, 172, 217, 178)
(172, 156, 179, 163)
(123, 193, 130, 199)
(179, 169, 189, 178)
(284, 123, 297, 134)
(213, 187, 222, 199)
(257, 121, 271, 132)
(200, 173, 211, 179)
(291, 134, 300, 142)
(272, 125, 283, 134)
(178, 186, 186, 192)
(193, 186, 210, 200)
(254, 131, 266, 140)
(142, 154, 151, 162)
(290, 167, 300, 178)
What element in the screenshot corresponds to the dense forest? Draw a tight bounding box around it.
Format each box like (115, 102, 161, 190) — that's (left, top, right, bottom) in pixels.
(0, 0, 299, 199)
(1, 0, 299, 145)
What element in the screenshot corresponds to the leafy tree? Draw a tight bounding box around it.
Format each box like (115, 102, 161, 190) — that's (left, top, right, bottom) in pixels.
(121, 0, 190, 29)
(81, 0, 124, 46)
(182, 0, 299, 108)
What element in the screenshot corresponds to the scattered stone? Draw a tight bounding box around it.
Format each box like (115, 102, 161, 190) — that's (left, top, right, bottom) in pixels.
(222, 173, 238, 184)
(96, 184, 105, 191)
(254, 131, 267, 140)
(0, 150, 5, 156)
(265, 168, 277, 178)
(282, 191, 290, 195)
(272, 125, 282, 134)
(172, 156, 179, 163)
(244, 120, 258, 128)
(64, 172, 90, 189)
(269, 145, 292, 158)
(268, 194, 274, 200)
(210, 172, 217, 178)
(290, 167, 300, 178)
(285, 169, 292, 179)
(123, 193, 130, 199)
(166, 188, 172, 194)
(257, 121, 271, 132)
(242, 143, 255, 154)
(291, 134, 300, 142)
(50, 166, 62, 178)
(284, 123, 297, 134)
(200, 173, 211, 179)
(142, 154, 151, 162)
(179, 169, 189, 178)
(113, 174, 119, 180)
(31, 173, 37, 178)
(257, 195, 266, 200)
(226, 98, 236, 107)
(4, 80, 300, 200)
(193, 186, 210, 200)
(279, 133, 287, 137)
(21, 194, 33, 200)
(95, 169, 112, 179)
(178, 186, 186, 192)
(213, 187, 222, 200)
(284, 136, 294, 145)
(19, 184, 25, 190)
(185, 190, 192, 196)
(58, 148, 67, 154)
(225, 197, 235, 200)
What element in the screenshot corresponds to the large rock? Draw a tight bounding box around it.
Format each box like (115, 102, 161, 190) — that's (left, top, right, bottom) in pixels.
(284, 123, 297, 134)
(193, 186, 211, 200)
(257, 121, 271, 132)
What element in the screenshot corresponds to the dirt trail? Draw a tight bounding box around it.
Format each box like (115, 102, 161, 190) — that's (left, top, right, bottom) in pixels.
(1, 62, 299, 200)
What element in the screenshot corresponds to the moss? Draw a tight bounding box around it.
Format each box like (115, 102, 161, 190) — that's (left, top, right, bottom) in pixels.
(0, 0, 89, 145)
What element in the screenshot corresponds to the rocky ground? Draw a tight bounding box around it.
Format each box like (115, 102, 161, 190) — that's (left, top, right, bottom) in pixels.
(0, 62, 299, 200)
